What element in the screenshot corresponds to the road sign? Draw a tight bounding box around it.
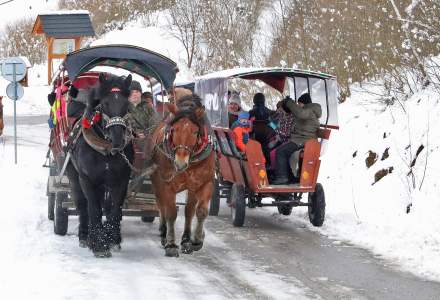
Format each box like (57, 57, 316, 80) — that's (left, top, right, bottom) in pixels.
(1, 57, 26, 82)
(6, 82, 24, 100)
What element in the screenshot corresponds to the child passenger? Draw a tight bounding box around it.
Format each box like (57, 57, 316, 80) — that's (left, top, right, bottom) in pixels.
(231, 111, 251, 153)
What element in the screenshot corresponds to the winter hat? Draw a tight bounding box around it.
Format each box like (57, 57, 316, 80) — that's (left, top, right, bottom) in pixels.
(142, 91, 153, 100)
(253, 93, 265, 106)
(238, 111, 250, 126)
(298, 93, 312, 105)
(130, 80, 142, 93)
(229, 92, 241, 105)
(238, 111, 250, 120)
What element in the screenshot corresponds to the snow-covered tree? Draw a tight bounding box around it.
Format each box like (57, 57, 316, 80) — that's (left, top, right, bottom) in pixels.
(0, 18, 46, 65)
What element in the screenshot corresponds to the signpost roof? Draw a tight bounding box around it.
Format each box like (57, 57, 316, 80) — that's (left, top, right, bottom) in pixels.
(32, 11, 95, 38)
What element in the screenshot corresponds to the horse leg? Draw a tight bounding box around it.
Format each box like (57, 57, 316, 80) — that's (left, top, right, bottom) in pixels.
(181, 192, 197, 254)
(192, 180, 214, 251)
(159, 213, 167, 247)
(104, 178, 129, 251)
(66, 164, 88, 248)
(79, 176, 110, 257)
(163, 194, 179, 257)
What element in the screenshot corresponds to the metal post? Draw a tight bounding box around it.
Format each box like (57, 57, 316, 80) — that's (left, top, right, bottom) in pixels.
(13, 63, 17, 164)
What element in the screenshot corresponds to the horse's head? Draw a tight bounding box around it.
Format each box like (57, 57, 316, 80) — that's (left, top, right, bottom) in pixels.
(168, 95, 205, 172)
(88, 73, 132, 155)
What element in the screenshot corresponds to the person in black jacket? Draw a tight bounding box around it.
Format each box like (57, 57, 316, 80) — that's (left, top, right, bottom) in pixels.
(249, 93, 274, 121)
(249, 93, 276, 162)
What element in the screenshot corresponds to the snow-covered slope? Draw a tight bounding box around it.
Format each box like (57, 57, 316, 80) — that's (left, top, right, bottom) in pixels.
(284, 82, 440, 281)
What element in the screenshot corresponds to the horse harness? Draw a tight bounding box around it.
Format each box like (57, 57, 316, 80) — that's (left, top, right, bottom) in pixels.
(65, 87, 139, 173)
(154, 119, 214, 182)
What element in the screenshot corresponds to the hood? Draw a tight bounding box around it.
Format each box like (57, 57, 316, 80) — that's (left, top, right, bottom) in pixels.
(253, 93, 265, 106)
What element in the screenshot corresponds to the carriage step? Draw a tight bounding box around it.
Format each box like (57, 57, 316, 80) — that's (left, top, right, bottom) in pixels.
(62, 201, 76, 209)
(48, 176, 71, 193)
(128, 192, 156, 199)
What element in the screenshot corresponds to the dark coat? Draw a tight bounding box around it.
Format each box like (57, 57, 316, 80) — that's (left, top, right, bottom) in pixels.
(285, 101, 322, 145)
(127, 101, 159, 133)
(249, 105, 275, 122)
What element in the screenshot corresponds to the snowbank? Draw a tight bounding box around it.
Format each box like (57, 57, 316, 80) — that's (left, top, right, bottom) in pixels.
(283, 82, 440, 281)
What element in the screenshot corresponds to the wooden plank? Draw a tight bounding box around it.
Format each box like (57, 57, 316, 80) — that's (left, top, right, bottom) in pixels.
(299, 139, 321, 189)
(244, 139, 268, 189)
(47, 37, 54, 84)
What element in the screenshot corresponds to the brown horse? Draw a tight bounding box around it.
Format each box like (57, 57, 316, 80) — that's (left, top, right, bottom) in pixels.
(0, 96, 4, 136)
(150, 94, 215, 257)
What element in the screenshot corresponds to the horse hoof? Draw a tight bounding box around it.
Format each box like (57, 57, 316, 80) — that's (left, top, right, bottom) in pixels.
(79, 240, 88, 248)
(110, 244, 121, 252)
(191, 242, 204, 252)
(161, 238, 167, 247)
(165, 246, 179, 257)
(181, 242, 193, 255)
(93, 250, 112, 258)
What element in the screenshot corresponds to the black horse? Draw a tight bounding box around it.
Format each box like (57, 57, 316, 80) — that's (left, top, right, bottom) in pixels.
(66, 73, 134, 257)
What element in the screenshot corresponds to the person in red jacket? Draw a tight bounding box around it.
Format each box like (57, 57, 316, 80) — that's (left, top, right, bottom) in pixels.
(231, 111, 251, 153)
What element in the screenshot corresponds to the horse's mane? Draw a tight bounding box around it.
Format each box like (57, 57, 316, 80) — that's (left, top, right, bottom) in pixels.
(176, 94, 203, 111)
(170, 94, 205, 128)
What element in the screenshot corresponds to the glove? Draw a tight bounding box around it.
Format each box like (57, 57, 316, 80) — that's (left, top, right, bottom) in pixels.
(268, 121, 278, 130)
(69, 85, 79, 98)
(47, 92, 56, 106)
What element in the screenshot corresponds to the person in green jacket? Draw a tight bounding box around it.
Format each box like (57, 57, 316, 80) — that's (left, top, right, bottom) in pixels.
(271, 93, 322, 185)
(127, 80, 159, 138)
(126, 81, 160, 192)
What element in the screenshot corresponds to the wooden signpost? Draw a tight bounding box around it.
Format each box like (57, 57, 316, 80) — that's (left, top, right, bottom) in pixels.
(32, 11, 95, 84)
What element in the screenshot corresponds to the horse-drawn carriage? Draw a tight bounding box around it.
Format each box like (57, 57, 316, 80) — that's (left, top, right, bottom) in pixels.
(195, 68, 339, 227)
(45, 45, 178, 236)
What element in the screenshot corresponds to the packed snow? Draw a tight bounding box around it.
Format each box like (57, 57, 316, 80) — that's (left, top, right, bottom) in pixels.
(0, 113, 311, 300)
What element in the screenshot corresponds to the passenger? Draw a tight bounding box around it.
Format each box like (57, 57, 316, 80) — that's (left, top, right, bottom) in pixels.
(141, 91, 154, 109)
(127, 80, 159, 139)
(268, 100, 295, 171)
(227, 91, 244, 128)
(271, 99, 295, 147)
(272, 93, 322, 185)
(249, 93, 275, 121)
(249, 93, 276, 163)
(231, 111, 252, 153)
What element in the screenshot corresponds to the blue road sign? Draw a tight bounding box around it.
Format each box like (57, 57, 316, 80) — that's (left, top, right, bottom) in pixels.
(6, 82, 24, 100)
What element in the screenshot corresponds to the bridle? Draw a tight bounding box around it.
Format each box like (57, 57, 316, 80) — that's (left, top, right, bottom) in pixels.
(157, 116, 213, 177)
(82, 87, 132, 153)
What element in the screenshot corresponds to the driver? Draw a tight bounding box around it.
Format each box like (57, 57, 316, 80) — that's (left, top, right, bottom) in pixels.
(127, 80, 159, 138)
(126, 80, 160, 192)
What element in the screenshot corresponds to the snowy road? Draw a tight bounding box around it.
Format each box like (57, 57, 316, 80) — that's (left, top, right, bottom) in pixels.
(1, 116, 439, 300)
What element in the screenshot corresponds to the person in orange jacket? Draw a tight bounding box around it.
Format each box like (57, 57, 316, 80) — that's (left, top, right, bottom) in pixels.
(231, 111, 252, 153)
